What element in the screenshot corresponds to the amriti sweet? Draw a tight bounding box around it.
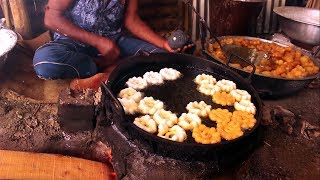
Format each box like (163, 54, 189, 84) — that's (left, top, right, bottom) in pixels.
(134, 115, 157, 133)
(186, 101, 212, 118)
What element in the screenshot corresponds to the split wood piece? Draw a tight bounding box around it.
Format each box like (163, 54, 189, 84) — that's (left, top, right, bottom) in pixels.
(9, 0, 32, 39)
(0, 0, 11, 28)
(0, 150, 116, 180)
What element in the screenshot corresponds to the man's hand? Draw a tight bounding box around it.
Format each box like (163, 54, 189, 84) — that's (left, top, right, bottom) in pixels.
(162, 40, 195, 53)
(95, 37, 120, 64)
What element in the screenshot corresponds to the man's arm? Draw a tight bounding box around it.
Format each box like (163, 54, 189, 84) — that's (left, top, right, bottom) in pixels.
(45, 0, 119, 63)
(124, 0, 175, 52)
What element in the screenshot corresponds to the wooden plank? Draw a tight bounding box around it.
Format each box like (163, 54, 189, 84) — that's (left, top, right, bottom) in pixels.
(0, 0, 11, 28)
(9, 0, 32, 39)
(0, 150, 116, 180)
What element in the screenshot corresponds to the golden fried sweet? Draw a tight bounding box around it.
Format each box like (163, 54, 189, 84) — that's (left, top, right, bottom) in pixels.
(192, 124, 221, 144)
(212, 92, 236, 106)
(216, 79, 237, 92)
(217, 121, 244, 140)
(208, 108, 232, 126)
(231, 110, 256, 130)
(160, 125, 187, 142)
(134, 115, 157, 133)
(208, 38, 319, 79)
(234, 99, 256, 115)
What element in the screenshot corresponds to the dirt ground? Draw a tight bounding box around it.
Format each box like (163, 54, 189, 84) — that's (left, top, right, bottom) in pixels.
(0, 42, 319, 179)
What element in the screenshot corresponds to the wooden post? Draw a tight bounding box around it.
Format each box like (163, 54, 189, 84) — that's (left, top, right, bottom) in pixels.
(9, 0, 32, 39)
(0, 0, 12, 28)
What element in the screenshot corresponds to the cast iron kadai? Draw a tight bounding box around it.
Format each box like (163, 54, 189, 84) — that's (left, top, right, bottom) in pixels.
(203, 36, 320, 98)
(102, 52, 262, 164)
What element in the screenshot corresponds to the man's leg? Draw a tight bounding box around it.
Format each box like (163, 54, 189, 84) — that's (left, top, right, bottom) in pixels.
(117, 36, 167, 57)
(33, 40, 97, 80)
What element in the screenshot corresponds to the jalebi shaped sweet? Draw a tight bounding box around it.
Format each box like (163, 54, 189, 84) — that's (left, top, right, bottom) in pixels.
(230, 89, 251, 102)
(232, 110, 257, 130)
(194, 74, 217, 85)
(186, 101, 212, 118)
(143, 71, 164, 85)
(208, 108, 232, 126)
(153, 109, 178, 127)
(234, 99, 256, 115)
(126, 77, 148, 90)
(138, 97, 164, 115)
(178, 113, 202, 131)
(216, 79, 236, 92)
(118, 98, 139, 115)
(157, 123, 169, 136)
(192, 124, 221, 144)
(159, 68, 181, 80)
(160, 125, 187, 142)
(133, 115, 157, 133)
(118, 87, 143, 102)
(198, 83, 221, 96)
(217, 121, 244, 140)
(212, 91, 236, 106)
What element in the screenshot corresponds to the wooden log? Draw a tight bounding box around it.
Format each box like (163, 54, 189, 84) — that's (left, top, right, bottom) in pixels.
(0, 150, 116, 180)
(9, 0, 32, 39)
(0, 0, 11, 28)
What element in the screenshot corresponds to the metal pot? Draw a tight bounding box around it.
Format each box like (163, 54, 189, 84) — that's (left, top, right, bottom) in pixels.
(204, 36, 320, 98)
(273, 6, 320, 45)
(102, 52, 263, 162)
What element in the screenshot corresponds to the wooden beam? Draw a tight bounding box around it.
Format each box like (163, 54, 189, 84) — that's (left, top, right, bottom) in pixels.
(0, 0, 11, 28)
(9, 0, 32, 39)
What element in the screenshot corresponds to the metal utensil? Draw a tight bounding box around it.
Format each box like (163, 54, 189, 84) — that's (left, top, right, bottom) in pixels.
(222, 44, 269, 66)
(274, 6, 320, 45)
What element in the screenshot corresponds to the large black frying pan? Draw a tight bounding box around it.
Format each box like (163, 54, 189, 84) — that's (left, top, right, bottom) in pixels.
(203, 36, 320, 98)
(102, 52, 262, 163)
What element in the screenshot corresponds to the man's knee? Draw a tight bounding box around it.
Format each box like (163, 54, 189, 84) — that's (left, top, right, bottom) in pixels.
(34, 63, 64, 80)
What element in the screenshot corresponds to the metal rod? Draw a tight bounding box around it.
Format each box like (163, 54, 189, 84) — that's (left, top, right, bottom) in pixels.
(183, 0, 224, 51)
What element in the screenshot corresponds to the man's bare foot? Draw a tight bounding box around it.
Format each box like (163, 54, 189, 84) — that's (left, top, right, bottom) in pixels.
(70, 73, 109, 91)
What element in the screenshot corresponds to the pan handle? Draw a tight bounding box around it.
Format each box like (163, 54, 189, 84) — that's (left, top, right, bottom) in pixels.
(226, 53, 256, 82)
(101, 83, 125, 123)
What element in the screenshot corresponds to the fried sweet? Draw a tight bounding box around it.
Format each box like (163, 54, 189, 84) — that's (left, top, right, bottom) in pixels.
(230, 89, 251, 102)
(143, 71, 164, 85)
(212, 92, 236, 106)
(234, 99, 256, 115)
(194, 74, 217, 85)
(217, 121, 244, 140)
(138, 97, 164, 115)
(192, 124, 221, 144)
(118, 98, 139, 115)
(216, 79, 237, 92)
(126, 77, 148, 90)
(153, 109, 178, 127)
(157, 123, 169, 136)
(232, 110, 256, 130)
(178, 113, 202, 131)
(159, 68, 181, 81)
(208, 38, 319, 79)
(198, 83, 221, 96)
(118, 87, 143, 102)
(208, 108, 232, 126)
(160, 125, 187, 142)
(134, 115, 157, 133)
(186, 101, 212, 118)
